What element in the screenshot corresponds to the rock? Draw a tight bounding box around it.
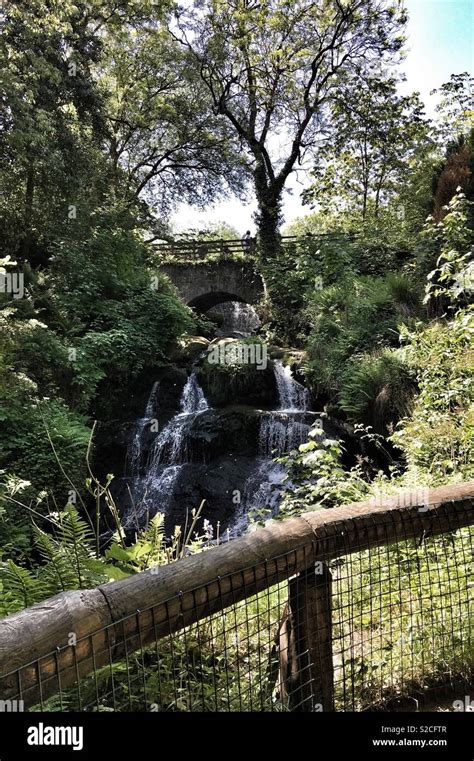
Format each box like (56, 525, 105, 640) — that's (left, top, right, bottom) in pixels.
(268, 346, 308, 363)
(196, 351, 278, 408)
(111, 457, 271, 537)
(186, 407, 261, 458)
(165, 456, 259, 534)
(169, 336, 210, 364)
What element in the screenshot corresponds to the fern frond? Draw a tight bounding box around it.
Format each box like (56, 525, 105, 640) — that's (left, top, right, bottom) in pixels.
(55, 505, 96, 588)
(33, 524, 77, 593)
(0, 560, 44, 611)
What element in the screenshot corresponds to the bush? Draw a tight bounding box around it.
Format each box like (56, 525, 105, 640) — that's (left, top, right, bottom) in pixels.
(0, 399, 90, 502)
(71, 276, 194, 408)
(392, 308, 474, 483)
(304, 273, 422, 407)
(338, 350, 415, 433)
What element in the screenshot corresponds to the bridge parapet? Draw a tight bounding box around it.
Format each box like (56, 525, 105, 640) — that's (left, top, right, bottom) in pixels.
(153, 233, 357, 263)
(160, 259, 265, 311)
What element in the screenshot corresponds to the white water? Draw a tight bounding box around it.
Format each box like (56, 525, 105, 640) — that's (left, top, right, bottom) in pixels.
(148, 373, 208, 467)
(124, 374, 209, 528)
(207, 300, 260, 337)
(259, 413, 310, 458)
(234, 361, 311, 533)
(127, 382, 159, 476)
(123, 344, 312, 537)
(274, 360, 309, 412)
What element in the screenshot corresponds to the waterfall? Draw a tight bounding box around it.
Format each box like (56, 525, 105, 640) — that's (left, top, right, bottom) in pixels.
(207, 300, 260, 337)
(121, 353, 312, 539)
(127, 382, 159, 476)
(229, 458, 286, 538)
(123, 374, 209, 529)
(259, 413, 310, 458)
(148, 374, 208, 467)
(274, 360, 309, 411)
(260, 361, 310, 458)
(234, 360, 311, 533)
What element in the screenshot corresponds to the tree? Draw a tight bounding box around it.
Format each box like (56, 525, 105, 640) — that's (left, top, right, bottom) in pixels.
(429, 74, 474, 220)
(172, 0, 407, 259)
(176, 221, 241, 241)
(0, 0, 243, 258)
(101, 22, 247, 222)
(431, 72, 474, 145)
(302, 74, 428, 220)
(0, 0, 109, 264)
(432, 130, 474, 221)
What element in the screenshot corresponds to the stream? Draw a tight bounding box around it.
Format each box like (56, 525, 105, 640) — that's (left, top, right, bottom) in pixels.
(111, 301, 317, 538)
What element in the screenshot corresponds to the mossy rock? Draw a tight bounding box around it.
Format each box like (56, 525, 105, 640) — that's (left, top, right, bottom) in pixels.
(170, 335, 210, 364)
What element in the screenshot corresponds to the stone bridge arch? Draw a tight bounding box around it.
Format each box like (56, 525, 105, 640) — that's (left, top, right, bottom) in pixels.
(161, 261, 265, 312)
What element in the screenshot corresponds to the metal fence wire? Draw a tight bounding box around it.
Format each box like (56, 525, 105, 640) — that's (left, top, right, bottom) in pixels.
(0, 486, 473, 712)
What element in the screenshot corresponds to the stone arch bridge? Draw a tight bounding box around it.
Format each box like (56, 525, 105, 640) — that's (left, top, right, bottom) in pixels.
(161, 261, 265, 312)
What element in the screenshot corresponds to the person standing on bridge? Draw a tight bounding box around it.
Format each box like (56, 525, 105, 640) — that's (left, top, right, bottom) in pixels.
(242, 230, 256, 255)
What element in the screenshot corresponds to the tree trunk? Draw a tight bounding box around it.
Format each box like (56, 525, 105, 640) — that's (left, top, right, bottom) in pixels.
(255, 185, 282, 261)
(20, 159, 35, 261)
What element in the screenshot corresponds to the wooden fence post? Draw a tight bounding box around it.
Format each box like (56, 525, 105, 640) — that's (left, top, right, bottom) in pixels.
(287, 562, 334, 712)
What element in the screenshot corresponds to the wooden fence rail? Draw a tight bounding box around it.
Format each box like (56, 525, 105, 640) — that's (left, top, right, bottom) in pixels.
(153, 233, 357, 260)
(0, 481, 473, 709)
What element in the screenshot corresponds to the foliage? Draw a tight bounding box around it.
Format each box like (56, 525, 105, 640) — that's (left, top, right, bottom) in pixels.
(0, 0, 107, 263)
(424, 191, 474, 308)
(101, 20, 246, 214)
(174, 0, 407, 259)
(432, 131, 474, 221)
(392, 308, 474, 483)
(174, 222, 241, 241)
(203, 337, 267, 375)
(0, 313, 91, 503)
(0, 505, 108, 616)
(0, 499, 214, 617)
(105, 501, 212, 575)
(338, 349, 415, 432)
(303, 74, 429, 219)
(304, 273, 422, 409)
(431, 72, 474, 145)
(277, 422, 370, 517)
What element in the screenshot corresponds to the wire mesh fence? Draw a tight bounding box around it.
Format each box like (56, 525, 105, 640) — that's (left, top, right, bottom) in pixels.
(1, 490, 473, 712)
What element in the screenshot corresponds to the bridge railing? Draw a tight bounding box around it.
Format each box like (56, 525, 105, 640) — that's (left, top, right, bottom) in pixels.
(153, 233, 358, 262)
(0, 481, 473, 712)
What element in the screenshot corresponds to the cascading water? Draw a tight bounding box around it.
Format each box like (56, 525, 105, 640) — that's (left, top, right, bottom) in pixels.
(123, 374, 209, 529)
(118, 304, 313, 539)
(259, 361, 310, 458)
(274, 360, 310, 412)
(233, 360, 311, 533)
(207, 300, 260, 337)
(127, 382, 159, 476)
(148, 374, 208, 466)
(258, 414, 310, 457)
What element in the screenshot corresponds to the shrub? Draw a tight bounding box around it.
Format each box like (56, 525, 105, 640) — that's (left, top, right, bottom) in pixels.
(304, 274, 421, 406)
(338, 350, 415, 433)
(392, 308, 474, 482)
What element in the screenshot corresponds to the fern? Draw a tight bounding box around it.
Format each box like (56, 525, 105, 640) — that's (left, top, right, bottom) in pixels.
(33, 524, 78, 595)
(0, 560, 44, 611)
(339, 350, 415, 431)
(55, 505, 98, 589)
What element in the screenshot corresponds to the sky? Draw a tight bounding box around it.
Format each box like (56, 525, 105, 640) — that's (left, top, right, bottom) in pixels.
(171, 0, 473, 236)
